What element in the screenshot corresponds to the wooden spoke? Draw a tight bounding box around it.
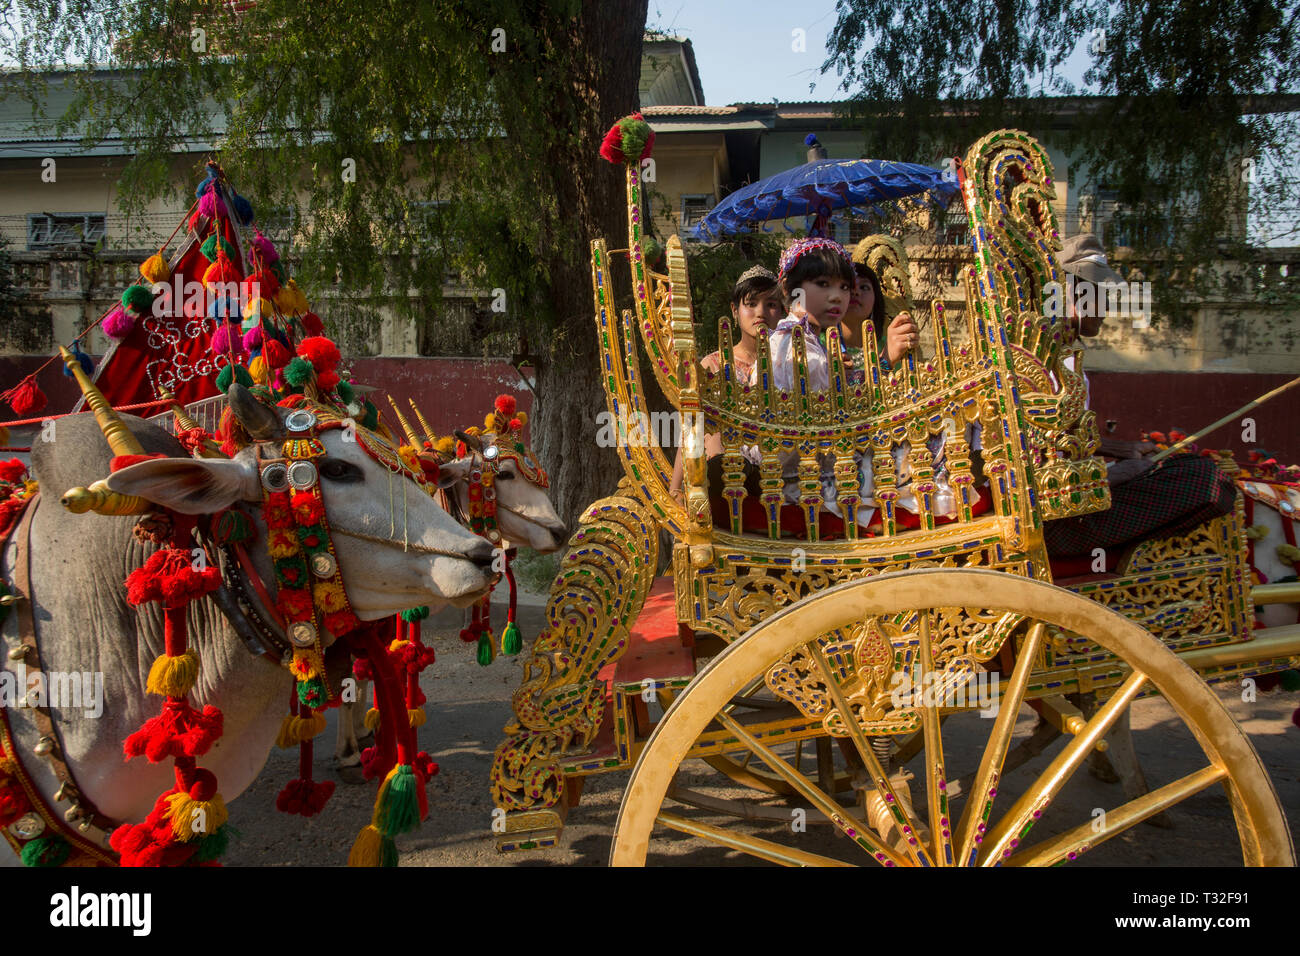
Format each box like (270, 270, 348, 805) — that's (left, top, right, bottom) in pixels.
(655, 812, 854, 867)
(1006, 764, 1229, 867)
(915, 610, 953, 865)
(806, 640, 934, 866)
(954, 622, 1046, 866)
(978, 668, 1148, 865)
(713, 711, 909, 866)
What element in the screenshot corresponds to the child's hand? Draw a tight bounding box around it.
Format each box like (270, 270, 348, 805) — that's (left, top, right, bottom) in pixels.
(886, 312, 919, 363)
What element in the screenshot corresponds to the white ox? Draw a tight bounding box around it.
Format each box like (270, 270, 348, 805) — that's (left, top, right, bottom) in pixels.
(0, 386, 494, 863)
(1241, 479, 1300, 628)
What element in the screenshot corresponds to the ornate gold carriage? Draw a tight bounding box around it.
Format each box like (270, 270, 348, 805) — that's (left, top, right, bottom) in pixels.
(490, 129, 1300, 866)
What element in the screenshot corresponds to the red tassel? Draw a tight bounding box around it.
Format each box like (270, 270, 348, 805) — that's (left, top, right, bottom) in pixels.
(1, 377, 45, 416)
(123, 700, 224, 763)
(275, 777, 335, 816)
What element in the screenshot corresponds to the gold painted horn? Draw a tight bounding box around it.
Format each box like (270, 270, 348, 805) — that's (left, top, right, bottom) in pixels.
(59, 346, 144, 456)
(408, 398, 435, 445)
(386, 396, 421, 446)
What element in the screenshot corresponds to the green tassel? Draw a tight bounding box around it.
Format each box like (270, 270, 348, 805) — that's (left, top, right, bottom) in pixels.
(400, 606, 430, 623)
(360, 399, 379, 431)
(373, 764, 422, 837)
(336, 381, 355, 404)
(194, 825, 230, 862)
(213, 508, 254, 545)
(501, 620, 521, 656)
(1281, 670, 1300, 692)
(476, 630, 494, 666)
(21, 835, 69, 867)
(380, 835, 399, 867)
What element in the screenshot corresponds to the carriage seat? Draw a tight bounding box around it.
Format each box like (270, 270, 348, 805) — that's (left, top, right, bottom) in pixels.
(708, 486, 995, 540)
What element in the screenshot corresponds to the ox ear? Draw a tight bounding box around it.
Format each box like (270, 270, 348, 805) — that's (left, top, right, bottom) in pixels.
(105, 456, 261, 515)
(437, 457, 471, 490)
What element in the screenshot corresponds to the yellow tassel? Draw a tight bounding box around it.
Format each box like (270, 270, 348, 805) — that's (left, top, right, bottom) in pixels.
(146, 650, 199, 698)
(139, 253, 170, 284)
(348, 824, 384, 867)
(1246, 524, 1270, 540)
(389, 638, 409, 654)
(364, 707, 381, 731)
(275, 714, 297, 749)
(249, 355, 268, 385)
(165, 791, 229, 841)
(434, 436, 456, 457)
(408, 707, 426, 728)
(485, 413, 496, 431)
(293, 711, 327, 742)
(1278, 544, 1300, 563)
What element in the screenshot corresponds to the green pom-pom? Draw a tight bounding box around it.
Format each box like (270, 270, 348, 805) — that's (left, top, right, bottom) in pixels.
(284, 356, 315, 388)
(400, 606, 430, 623)
(501, 620, 522, 656)
(360, 399, 379, 431)
(476, 631, 494, 666)
(336, 381, 355, 405)
(380, 835, 399, 867)
(619, 115, 652, 162)
(21, 835, 70, 867)
(374, 764, 422, 837)
(194, 825, 230, 862)
(213, 508, 254, 545)
(643, 236, 664, 265)
(121, 283, 156, 315)
(296, 675, 327, 708)
(1281, 670, 1300, 692)
(216, 363, 254, 393)
(200, 235, 237, 262)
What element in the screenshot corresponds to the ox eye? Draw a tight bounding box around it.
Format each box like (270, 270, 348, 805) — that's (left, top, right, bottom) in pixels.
(320, 458, 363, 482)
(495, 470, 515, 480)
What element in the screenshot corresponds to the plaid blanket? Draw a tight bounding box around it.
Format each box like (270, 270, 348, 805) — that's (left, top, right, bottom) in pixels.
(1045, 454, 1235, 558)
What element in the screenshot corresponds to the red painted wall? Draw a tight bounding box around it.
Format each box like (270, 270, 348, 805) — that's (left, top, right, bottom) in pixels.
(3, 355, 1294, 466)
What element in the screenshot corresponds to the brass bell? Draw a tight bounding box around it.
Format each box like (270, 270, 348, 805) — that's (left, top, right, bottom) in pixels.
(33, 737, 54, 756)
(7, 645, 26, 661)
(53, 783, 70, 802)
(64, 805, 83, 823)
(77, 820, 94, 833)
(0, 593, 17, 606)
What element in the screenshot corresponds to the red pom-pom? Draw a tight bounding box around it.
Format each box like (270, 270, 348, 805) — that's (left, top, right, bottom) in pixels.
(275, 777, 335, 816)
(0, 459, 25, 483)
(352, 657, 374, 681)
(316, 370, 340, 392)
(300, 312, 324, 337)
(297, 336, 341, 371)
(125, 547, 223, 606)
(110, 452, 167, 473)
(599, 122, 627, 164)
(2, 377, 45, 417)
(494, 394, 517, 419)
(323, 609, 360, 637)
(290, 489, 325, 525)
(263, 338, 292, 370)
(244, 268, 280, 301)
(103, 305, 136, 340)
(123, 700, 224, 763)
(509, 417, 523, 431)
(202, 253, 241, 288)
(413, 750, 439, 781)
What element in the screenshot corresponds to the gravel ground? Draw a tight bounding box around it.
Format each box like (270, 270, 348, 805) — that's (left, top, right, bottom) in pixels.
(221, 601, 1300, 867)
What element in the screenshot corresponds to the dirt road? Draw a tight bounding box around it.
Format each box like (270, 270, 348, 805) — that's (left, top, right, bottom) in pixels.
(223, 603, 1300, 867)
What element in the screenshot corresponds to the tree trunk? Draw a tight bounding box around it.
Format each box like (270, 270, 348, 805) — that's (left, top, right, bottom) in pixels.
(528, 0, 649, 532)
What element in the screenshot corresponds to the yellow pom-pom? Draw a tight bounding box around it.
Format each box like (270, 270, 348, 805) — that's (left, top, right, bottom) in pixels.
(291, 711, 326, 743)
(275, 279, 309, 316)
(364, 707, 381, 731)
(146, 650, 199, 698)
(1246, 524, 1270, 540)
(139, 253, 170, 284)
(485, 413, 496, 431)
(1278, 544, 1300, 563)
(515, 411, 528, 426)
(408, 707, 427, 728)
(348, 824, 384, 867)
(465, 426, 481, 438)
(434, 436, 456, 457)
(290, 650, 323, 680)
(242, 296, 273, 320)
(165, 791, 229, 841)
(249, 355, 268, 385)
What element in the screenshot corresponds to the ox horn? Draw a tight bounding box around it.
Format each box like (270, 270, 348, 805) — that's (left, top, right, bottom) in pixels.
(454, 429, 484, 453)
(228, 383, 286, 441)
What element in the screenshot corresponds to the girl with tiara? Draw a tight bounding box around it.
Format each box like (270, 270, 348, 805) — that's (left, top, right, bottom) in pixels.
(669, 264, 783, 503)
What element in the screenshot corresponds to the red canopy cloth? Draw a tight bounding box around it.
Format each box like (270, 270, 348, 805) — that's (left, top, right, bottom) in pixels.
(93, 214, 244, 409)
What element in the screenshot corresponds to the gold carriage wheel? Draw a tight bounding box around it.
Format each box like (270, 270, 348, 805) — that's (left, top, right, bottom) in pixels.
(612, 568, 1294, 867)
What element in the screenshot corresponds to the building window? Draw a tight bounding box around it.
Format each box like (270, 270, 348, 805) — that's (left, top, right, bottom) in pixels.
(27, 212, 106, 250)
(680, 194, 714, 238)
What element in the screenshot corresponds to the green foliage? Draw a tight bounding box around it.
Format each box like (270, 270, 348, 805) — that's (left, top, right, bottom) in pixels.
(824, 0, 1300, 326)
(684, 234, 786, 357)
(511, 547, 560, 594)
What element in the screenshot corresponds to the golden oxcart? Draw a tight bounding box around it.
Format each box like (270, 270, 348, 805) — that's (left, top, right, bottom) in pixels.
(489, 129, 1299, 866)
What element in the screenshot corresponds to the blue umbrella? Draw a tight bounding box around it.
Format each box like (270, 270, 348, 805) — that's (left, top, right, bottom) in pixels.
(691, 158, 959, 241)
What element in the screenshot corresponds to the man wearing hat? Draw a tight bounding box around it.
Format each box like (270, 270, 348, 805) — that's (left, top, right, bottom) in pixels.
(1043, 235, 1237, 562)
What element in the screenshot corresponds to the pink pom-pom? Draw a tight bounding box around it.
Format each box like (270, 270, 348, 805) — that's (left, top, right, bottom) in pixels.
(243, 326, 265, 352)
(247, 233, 279, 268)
(210, 322, 245, 357)
(198, 189, 226, 220)
(102, 305, 135, 340)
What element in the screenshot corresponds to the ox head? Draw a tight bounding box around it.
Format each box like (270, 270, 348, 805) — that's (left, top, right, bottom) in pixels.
(439, 427, 567, 553)
(107, 385, 497, 622)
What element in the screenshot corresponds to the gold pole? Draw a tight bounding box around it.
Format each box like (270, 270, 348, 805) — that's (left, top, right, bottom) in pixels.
(386, 396, 421, 446)
(408, 398, 436, 444)
(1150, 375, 1300, 463)
(58, 346, 144, 456)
